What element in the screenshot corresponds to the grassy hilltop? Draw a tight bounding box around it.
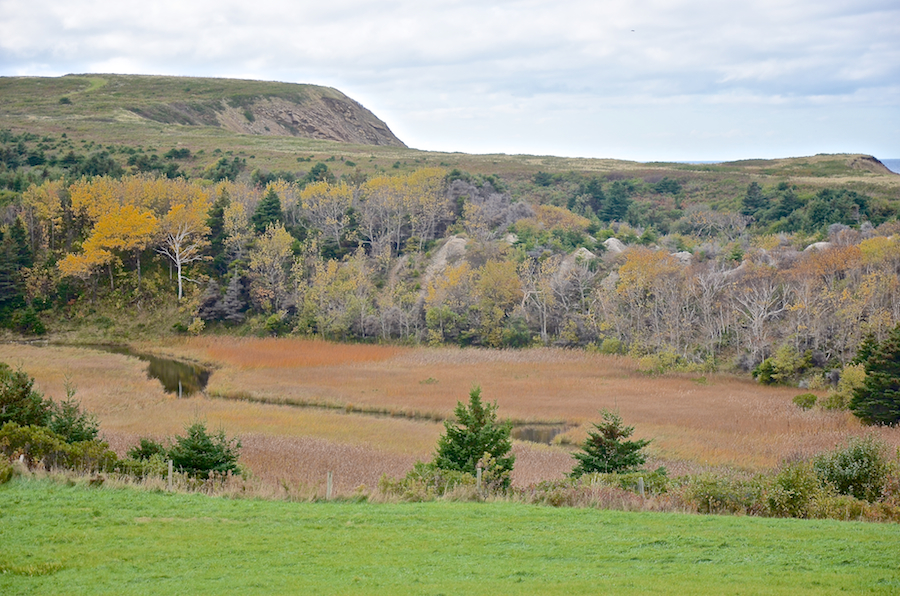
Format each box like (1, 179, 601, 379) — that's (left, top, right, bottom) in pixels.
(0, 74, 896, 195)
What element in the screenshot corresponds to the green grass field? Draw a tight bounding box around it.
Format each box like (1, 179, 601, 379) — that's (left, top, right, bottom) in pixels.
(2, 478, 898, 595)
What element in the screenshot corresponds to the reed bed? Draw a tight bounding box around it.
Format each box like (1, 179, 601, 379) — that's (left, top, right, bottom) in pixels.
(3, 340, 899, 488)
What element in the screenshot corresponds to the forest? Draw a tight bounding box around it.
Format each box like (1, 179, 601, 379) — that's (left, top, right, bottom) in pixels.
(2, 127, 900, 401)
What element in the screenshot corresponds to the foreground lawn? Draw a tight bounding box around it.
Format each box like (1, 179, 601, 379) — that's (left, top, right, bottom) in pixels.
(2, 479, 899, 595)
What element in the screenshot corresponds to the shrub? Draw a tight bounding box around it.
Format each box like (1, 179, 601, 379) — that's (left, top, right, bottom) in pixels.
(433, 386, 514, 488)
(378, 461, 477, 502)
(677, 474, 764, 515)
(0, 458, 16, 484)
(765, 461, 825, 518)
(753, 346, 809, 385)
(0, 363, 52, 428)
(47, 398, 99, 443)
(117, 452, 168, 478)
(127, 438, 167, 461)
(813, 436, 890, 502)
(0, 422, 65, 466)
(168, 422, 241, 479)
(821, 363, 865, 410)
(0, 422, 117, 472)
(583, 468, 670, 495)
(571, 410, 650, 477)
(792, 393, 817, 410)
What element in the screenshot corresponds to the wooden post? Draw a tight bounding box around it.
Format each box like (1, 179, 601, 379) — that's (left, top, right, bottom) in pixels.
(326, 471, 333, 500)
(476, 465, 482, 493)
(167, 460, 173, 492)
(637, 476, 645, 497)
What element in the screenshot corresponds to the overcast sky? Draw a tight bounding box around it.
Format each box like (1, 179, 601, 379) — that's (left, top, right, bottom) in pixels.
(1, 0, 898, 161)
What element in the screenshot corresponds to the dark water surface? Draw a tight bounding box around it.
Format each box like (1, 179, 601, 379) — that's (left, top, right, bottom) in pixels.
(94, 345, 211, 397)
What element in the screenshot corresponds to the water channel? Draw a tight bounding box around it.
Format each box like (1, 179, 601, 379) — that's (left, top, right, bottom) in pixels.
(93, 345, 211, 397)
(76, 344, 567, 444)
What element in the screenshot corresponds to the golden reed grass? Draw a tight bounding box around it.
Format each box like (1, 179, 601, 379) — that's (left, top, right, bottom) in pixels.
(3, 340, 898, 492)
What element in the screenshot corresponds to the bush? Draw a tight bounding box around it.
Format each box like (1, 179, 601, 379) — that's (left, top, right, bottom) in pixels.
(792, 393, 817, 410)
(583, 468, 669, 495)
(571, 410, 650, 477)
(379, 461, 477, 502)
(813, 436, 890, 502)
(821, 363, 865, 410)
(0, 458, 16, 484)
(0, 363, 52, 427)
(433, 386, 514, 488)
(168, 422, 241, 479)
(677, 474, 764, 515)
(765, 461, 825, 518)
(0, 422, 117, 472)
(117, 452, 168, 478)
(127, 438, 167, 461)
(48, 398, 99, 443)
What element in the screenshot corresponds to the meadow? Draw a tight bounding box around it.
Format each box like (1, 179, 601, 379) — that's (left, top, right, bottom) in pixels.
(2, 338, 897, 493)
(2, 478, 899, 595)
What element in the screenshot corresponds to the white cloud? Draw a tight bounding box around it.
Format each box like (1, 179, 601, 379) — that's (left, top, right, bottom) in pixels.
(0, 0, 897, 160)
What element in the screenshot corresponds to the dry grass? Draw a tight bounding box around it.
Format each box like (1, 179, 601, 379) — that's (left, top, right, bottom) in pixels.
(3, 340, 899, 492)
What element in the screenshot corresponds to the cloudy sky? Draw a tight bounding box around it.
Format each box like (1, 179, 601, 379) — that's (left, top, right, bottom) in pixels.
(1, 0, 898, 161)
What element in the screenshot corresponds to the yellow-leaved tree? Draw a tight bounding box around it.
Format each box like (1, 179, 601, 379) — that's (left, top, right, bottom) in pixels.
(156, 192, 211, 300)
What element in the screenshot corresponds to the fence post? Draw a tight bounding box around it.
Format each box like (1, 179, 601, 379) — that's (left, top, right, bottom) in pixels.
(637, 476, 645, 497)
(167, 460, 173, 492)
(327, 471, 333, 500)
(476, 464, 482, 494)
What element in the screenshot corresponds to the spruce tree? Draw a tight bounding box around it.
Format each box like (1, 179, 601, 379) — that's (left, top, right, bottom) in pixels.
(570, 409, 650, 477)
(251, 188, 283, 235)
(206, 188, 230, 275)
(433, 386, 514, 481)
(850, 325, 900, 426)
(742, 182, 766, 217)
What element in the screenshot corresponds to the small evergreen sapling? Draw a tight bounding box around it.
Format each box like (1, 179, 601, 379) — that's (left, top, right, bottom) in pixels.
(168, 422, 242, 479)
(433, 386, 514, 486)
(571, 409, 650, 477)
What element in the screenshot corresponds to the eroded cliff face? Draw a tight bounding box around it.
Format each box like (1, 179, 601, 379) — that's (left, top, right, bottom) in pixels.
(213, 94, 405, 147)
(129, 91, 405, 147)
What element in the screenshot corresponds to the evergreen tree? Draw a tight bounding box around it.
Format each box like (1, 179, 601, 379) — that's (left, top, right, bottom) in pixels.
(0, 229, 25, 312)
(9, 218, 32, 268)
(206, 188, 230, 275)
(251, 188, 283, 235)
(850, 325, 900, 426)
(433, 386, 514, 482)
(570, 409, 650, 477)
(742, 182, 766, 217)
(0, 362, 52, 427)
(601, 180, 632, 222)
(168, 422, 241, 479)
(219, 273, 250, 323)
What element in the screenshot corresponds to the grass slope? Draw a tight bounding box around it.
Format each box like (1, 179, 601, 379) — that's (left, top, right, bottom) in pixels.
(1, 74, 897, 193)
(2, 478, 899, 595)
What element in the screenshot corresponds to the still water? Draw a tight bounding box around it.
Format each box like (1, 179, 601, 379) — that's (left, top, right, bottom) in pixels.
(97, 345, 211, 397)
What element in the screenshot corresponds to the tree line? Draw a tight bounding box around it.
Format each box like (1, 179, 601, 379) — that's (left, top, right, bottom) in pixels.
(1, 169, 898, 385)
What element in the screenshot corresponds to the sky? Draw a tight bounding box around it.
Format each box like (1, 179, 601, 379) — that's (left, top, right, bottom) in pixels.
(1, 0, 898, 162)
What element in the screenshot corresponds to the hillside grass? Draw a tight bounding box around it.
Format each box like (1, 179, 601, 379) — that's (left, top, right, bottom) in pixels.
(2, 74, 897, 195)
(2, 478, 899, 595)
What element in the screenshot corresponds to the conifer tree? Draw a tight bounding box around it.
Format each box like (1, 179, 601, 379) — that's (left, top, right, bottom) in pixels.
(850, 325, 900, 426)
(433, 386, 514, 482)
(251, 188, 283, 235)
(570, 410, 650, 477)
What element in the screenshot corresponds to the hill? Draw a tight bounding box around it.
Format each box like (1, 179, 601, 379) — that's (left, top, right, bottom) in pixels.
(0, 74, 896, 193)
(0, 74, 405, 147)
